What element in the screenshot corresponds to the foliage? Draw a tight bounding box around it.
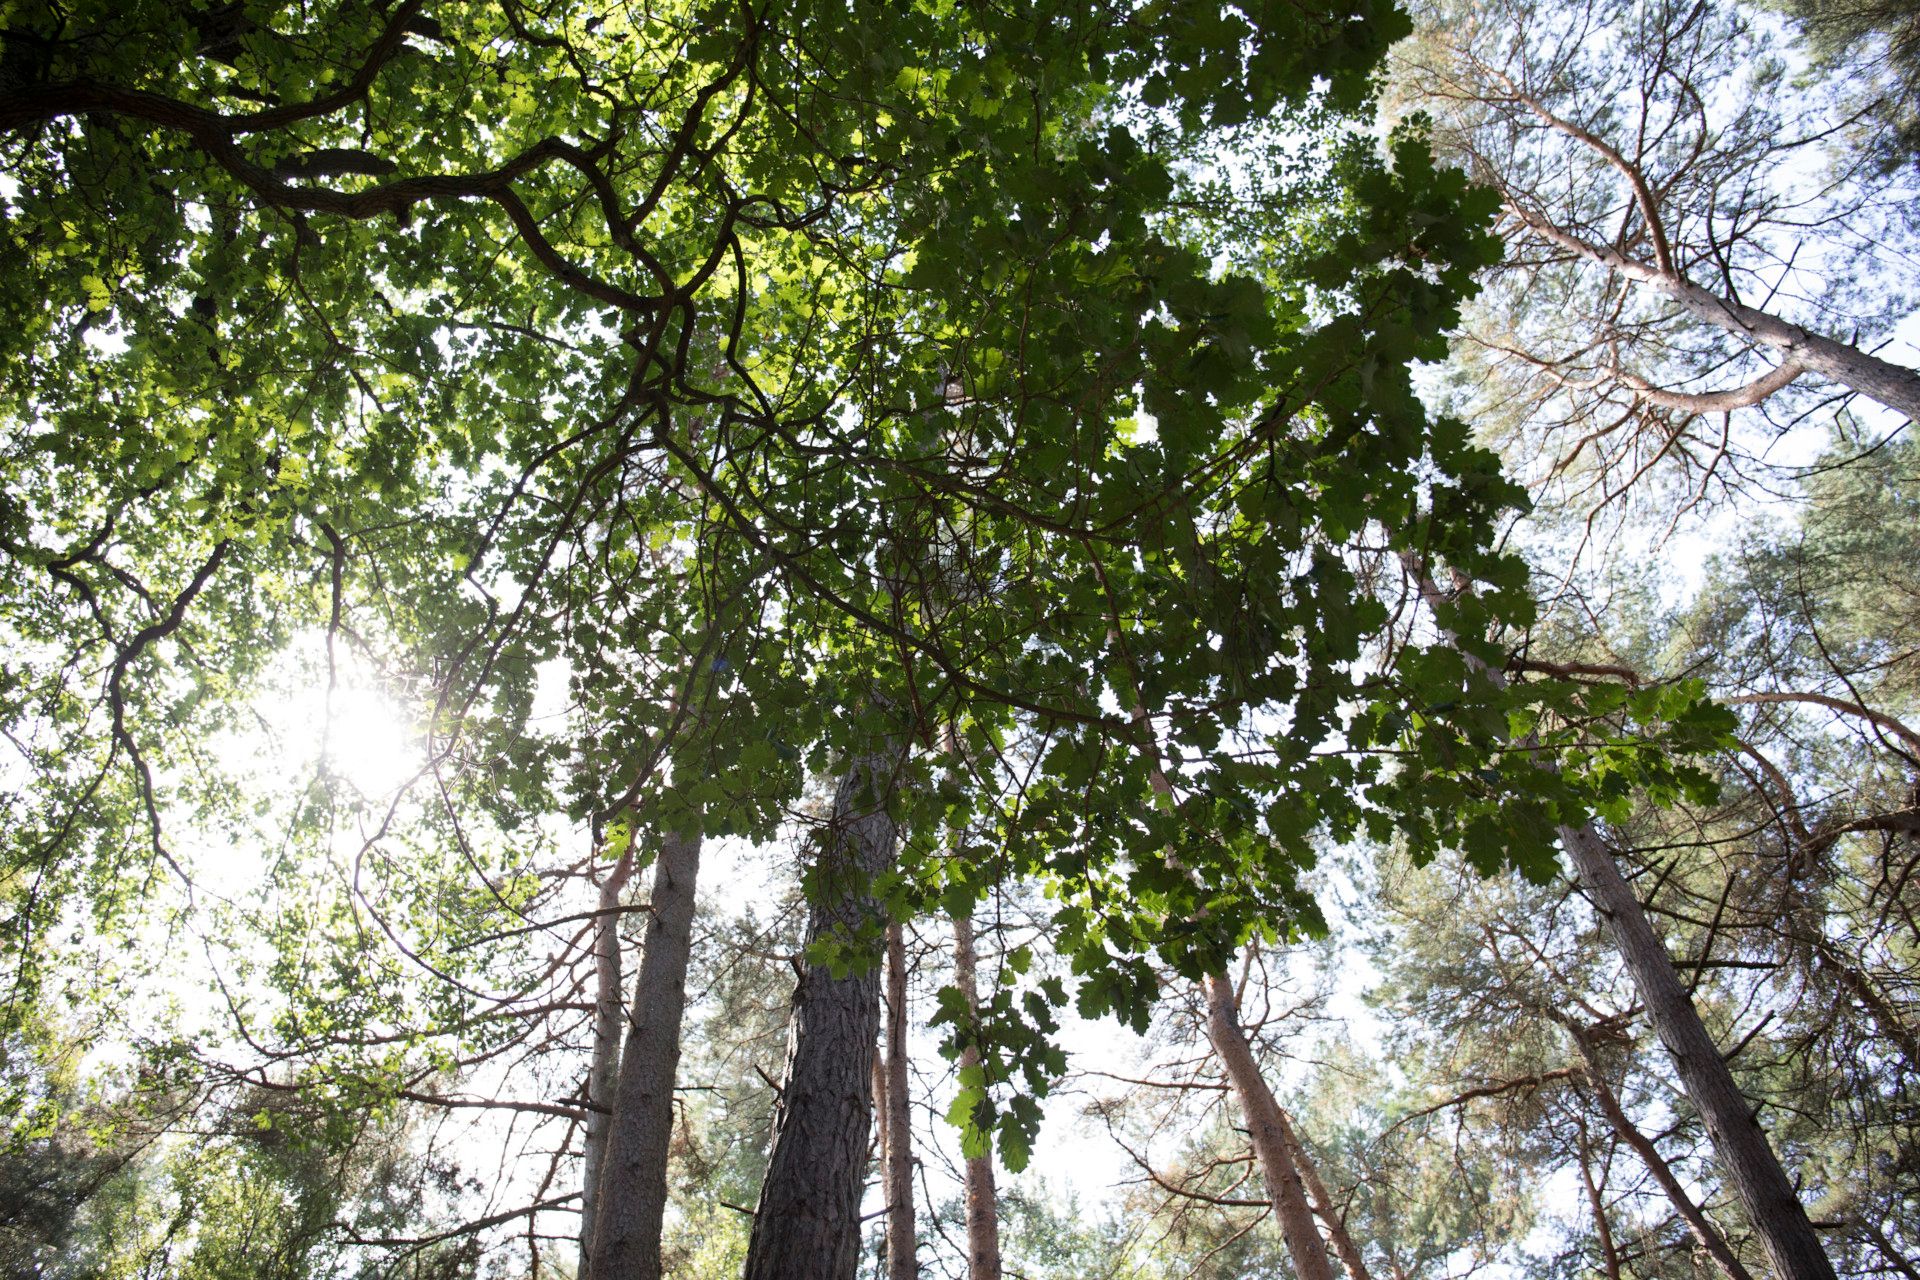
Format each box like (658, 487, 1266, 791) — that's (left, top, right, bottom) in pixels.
(0, 0, 1803, 1270)
(1766, 0, 1920, 171)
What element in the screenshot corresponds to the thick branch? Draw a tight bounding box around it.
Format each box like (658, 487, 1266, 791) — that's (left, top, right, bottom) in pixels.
(1505, 209, 1920, 423)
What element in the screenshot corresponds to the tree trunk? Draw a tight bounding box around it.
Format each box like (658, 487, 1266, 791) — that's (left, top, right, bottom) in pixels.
(952, 911, 1002, 1280)
(1656, 263, 1920, 424)
(586, 825, 703, 1280)
(882, 921, 917, 1280)
(1566, 1024, 1757, 1280)
(1573, 1116, 1624, 1280)
(1558, 824, 1836, 1280)
(744, 755, 903, 1280)
(578, 842, 636, 1277)
(1401, 559, 1837, 1280)
(1202, 971, 1338, 1280)
(873, 1033, 890, 1191)
(1276, 1108, 1372, 1280)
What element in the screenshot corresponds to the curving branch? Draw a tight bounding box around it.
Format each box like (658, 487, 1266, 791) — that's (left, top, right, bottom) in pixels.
(1505, 206, 1920, 422)
(1724, 690, 1920, 760)
(1614, 360, 1806, 414)
(0, 86, 666, 314)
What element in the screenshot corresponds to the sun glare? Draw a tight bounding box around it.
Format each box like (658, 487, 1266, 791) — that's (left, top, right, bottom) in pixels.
(246, 636, 423, 802)
(314, 682, 422, 798)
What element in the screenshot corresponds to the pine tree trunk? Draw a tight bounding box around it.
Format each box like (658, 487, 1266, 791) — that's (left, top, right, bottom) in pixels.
(883, 921, 916, 1280)
(1402, 558, 1837, 1280)
(1558, 825, 1834, 1280)
(1651, 259, 1920, 424)
(744, 755, 902, 1280)
(578, 844, 636, 1277)
(586, 825, 703, 1280)
(1276, 1108, 1372, 1280)
(1202, 971, 1338, 1280)
(873, 1034, 890, 1190)
(1573, 1117, 1624, 1280)
(1566, 1023, 1756, 1280)
(1520, 217, 1920, 422)
(952, 912, 1002, 1280)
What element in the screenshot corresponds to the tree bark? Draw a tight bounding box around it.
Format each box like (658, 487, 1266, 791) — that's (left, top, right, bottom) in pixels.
(883, 921, 917, 1280)
(1565, 1024, 1757, 1280)
(1276, 1108, 1373, 1280)
(952, 911, 1002, 1280)
(1558, 824, 1836, 1280)
(1403, 557, 1838, 1280)
(1202, 971, 1338, 1280)
(744, 754, 903, 1280)
(578, 842, 637, 1277)
(586, 825, 703, 1280)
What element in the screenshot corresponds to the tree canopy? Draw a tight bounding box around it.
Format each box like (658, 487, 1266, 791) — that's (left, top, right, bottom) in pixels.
(2, 0, 1911, 1277)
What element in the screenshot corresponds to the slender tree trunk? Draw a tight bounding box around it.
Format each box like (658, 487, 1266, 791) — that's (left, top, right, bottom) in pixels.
(873, 1035, 890, 1175)
(1124, 658, 1334, 1280)
(882, 922, 916, 1280)
(952, 911, 1002, 1280)
(579, 843, 636, 1277)
(1276, 1108, 1372, 1280)
(1202, 971, 1338, 1280)
(1566, 1022, 1758, 1280)
(586, 825, 703, 1280)
(745, 754, 903, 1280)
(1403, 558, 1838, 1280)
(873, 1028, 892, 1269)
(1573, 1116, 1624, 1280)
(1558, 824, 1836, 1280)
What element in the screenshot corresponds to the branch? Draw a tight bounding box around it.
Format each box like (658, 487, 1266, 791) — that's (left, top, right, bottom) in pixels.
(0, 87, 660, 314)
(1481, 67, 1677, 275)
(341, 1191, 581, 1250)
(1724, 691, 1920, 759)
(1512, 657, 1645, 686)
(1394, 1067, 1582, 1125)
(1614, 361, 1805, 414)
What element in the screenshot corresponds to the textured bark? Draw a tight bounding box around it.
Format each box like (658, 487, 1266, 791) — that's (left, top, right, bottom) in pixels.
(1559, 824, 1836, 1280)
(1567, 1026, 1756, 1280)
(1277, 1109, 1372, 1280)
(745, 755, 902, 1280)
(952, 912, 1002, 1280)
(586, 825, 703, 1280)
(1404, 558, 1838, 1280)
(578, 844, 637, 1277)
(883, 922, 916, 1280)
(873, 1037, 890, 1192)
(1203, 972, 1338, 1280)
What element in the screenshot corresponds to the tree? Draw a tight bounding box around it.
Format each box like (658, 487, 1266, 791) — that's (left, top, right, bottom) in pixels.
(1766, 0, 1920, 172)
(1399, 552, 1839, 1280)
(951, 910, 1002, 1280)
(1202, 969, 1339, 1280)
(2, 0, 1744, 1273)
(588, 820, 704, 1280)
(1395, 0, 1920, 525)
(745, 752, 906, 1280)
